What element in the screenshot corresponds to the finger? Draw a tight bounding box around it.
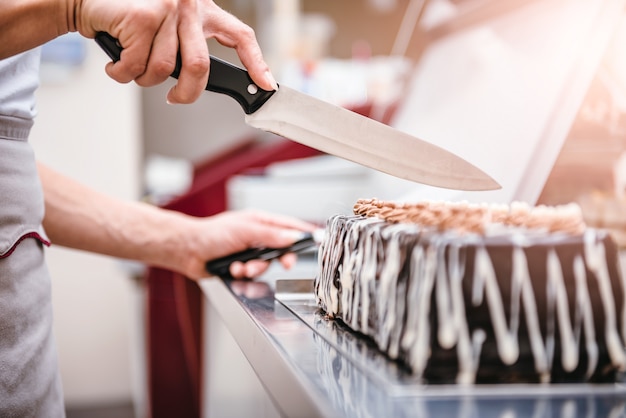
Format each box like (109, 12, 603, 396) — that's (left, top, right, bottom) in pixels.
(202, 9, 276, 91)
(229, 261, 246, 279)
(232, 37, 277, 91)
(244, 210, 318, 233)
(242, 226, 309, 251)
(235, 213, 318, 251)
(278, 252, 298, 270)
(235, 260, 269, 279)
(134, 15, 179, 87)
(167, 8, 210, 104)
(104, 31, 156, 84)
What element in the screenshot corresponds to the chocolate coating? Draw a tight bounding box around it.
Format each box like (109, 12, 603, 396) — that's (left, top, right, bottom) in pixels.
(315, 210, 626, 384)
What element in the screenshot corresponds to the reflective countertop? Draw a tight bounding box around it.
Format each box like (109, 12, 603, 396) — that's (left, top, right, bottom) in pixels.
(198, 256, 626, 418)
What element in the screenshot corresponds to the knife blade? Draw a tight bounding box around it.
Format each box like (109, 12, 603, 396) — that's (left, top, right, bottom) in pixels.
(95, 32, 500, 191)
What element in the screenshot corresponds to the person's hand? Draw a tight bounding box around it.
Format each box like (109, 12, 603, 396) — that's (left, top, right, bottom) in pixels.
(72, 0, 276, 104)
(178, 210, 318, 280)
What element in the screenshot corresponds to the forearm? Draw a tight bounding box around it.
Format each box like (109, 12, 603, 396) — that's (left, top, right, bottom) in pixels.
(37, 162, 201, 273)
(38, 163, 314, 280)
(0, 0, 73, 59)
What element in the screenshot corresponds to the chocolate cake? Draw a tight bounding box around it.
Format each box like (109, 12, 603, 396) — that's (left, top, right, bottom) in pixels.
(314, 198, 626, 384)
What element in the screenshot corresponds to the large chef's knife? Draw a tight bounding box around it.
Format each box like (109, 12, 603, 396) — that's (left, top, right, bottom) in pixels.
(96, 32, 499, 191)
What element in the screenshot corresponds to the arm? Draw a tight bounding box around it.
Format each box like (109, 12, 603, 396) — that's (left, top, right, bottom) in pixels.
(0, 0, 70, 58)
(38, 163, 315, 280)
(0, 0, 276, 103)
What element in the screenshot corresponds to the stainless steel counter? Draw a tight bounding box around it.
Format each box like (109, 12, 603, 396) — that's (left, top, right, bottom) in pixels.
(199, 256, 626, 418)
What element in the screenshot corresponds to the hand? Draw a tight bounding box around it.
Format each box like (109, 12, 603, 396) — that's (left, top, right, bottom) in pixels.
(180, 210, 318, 280)
(72, 0, 276, 104)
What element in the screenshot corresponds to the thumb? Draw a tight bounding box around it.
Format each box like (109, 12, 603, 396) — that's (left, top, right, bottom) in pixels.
(253, 228, 309, 249)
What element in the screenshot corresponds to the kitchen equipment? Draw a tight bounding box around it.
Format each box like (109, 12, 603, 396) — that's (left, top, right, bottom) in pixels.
(205, 230, 322, 279)
(95, 32, 499, 191)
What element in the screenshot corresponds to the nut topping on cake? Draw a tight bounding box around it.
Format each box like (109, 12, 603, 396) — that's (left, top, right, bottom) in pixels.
(353, 198, 586, 235)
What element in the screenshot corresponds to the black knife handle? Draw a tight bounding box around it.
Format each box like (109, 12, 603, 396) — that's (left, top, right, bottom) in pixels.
(205, 233, 316, 280)
(95, 32, 275, 114)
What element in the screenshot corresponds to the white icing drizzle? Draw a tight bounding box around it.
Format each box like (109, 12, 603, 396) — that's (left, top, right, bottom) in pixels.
(546, 249, 578, 372)
(584, 231, 626, 369)
(314, 214, 626, 383)
(512, 247, 550, 382)
(445, 242, 482, 384)
(473, 246, 519, 366)
(435, 239, 457, 349)
(573, 255, 598, 378)
(404, 244, 437, 377)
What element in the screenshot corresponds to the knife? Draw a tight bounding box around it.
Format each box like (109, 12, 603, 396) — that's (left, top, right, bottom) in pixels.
(95, 32, 499, 191)
(205, 230, 321, 280)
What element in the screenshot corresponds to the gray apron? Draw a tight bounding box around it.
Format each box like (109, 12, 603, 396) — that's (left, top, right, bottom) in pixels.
(0, 50, 65, 417)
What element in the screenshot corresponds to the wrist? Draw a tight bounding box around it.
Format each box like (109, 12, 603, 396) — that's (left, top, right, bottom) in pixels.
(145, 209, 203, 276)
(64, 0, 81, 33)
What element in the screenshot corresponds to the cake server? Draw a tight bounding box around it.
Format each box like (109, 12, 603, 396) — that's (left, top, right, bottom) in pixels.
(96, 32, 500, 191)
(205, 230, 323, 280)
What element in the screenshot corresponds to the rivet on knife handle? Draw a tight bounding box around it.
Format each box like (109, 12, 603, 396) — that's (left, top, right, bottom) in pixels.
(94, 32, 276, 114)
(205, 233, 317, 280)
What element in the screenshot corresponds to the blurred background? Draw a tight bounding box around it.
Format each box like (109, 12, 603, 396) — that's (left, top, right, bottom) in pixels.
(26, 0, 626, 416)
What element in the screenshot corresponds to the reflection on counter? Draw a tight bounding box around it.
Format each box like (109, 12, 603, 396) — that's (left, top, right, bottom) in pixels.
(273, 285, 626, 418)
(308, 311, 626, 418)
(203, 269, 626, 418)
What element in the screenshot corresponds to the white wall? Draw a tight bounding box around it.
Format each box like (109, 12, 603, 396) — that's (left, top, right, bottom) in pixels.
(141, 43, 256, 163)
(29, 38, 142, 409)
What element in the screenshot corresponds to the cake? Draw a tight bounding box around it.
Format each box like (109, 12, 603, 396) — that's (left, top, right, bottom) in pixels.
(314, 198, 626, 384)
